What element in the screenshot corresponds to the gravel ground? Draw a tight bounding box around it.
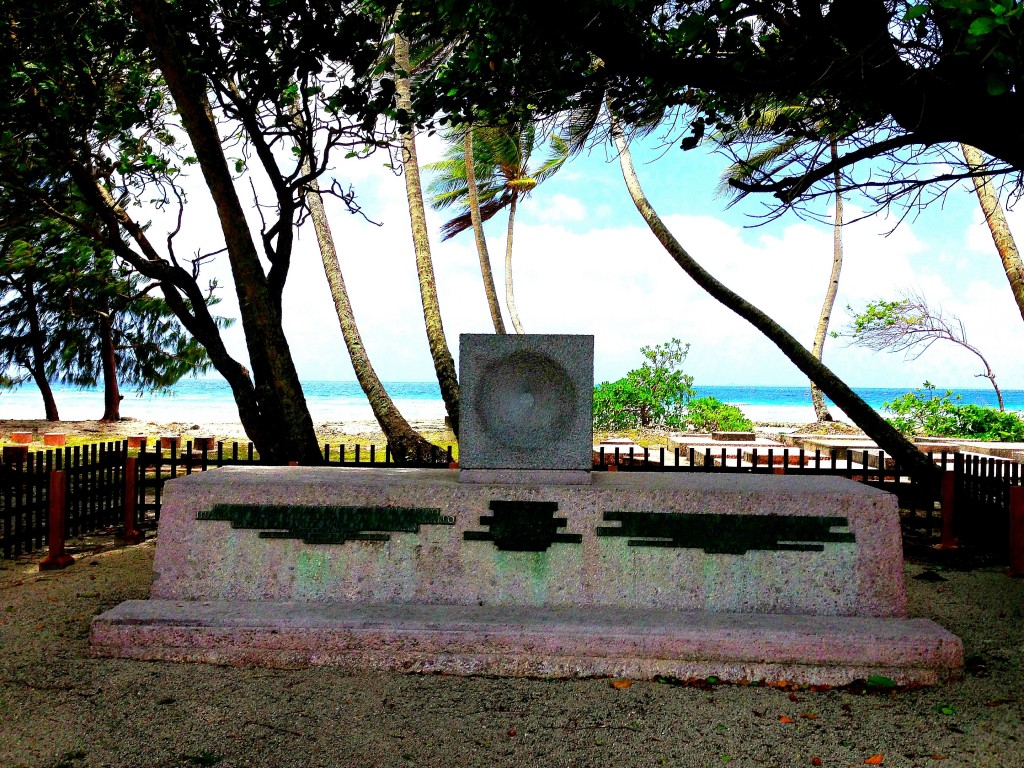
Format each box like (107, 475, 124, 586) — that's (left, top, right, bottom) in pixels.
(1, 539, 1022, 768)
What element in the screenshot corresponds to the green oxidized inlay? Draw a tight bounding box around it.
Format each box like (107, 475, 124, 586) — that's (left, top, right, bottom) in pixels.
(597, 512, 855, 555)
(526, 550, 551, 601)
(463, 500, 582, 552)
(197, 504, 454, 545)
(296, 550, 330, 588)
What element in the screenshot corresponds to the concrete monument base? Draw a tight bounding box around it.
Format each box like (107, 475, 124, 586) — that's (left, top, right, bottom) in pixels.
(90, 466, 962, 684)
(91, 601, 961, 685)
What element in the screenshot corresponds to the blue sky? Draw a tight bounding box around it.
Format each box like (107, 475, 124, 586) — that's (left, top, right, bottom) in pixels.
(158, 129, 1023, 392)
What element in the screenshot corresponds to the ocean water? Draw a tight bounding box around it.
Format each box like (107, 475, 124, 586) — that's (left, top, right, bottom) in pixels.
(1, 379, 1021, 425)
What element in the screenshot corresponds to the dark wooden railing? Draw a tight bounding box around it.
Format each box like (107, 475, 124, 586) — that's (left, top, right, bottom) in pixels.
(0, 441, 128, 558)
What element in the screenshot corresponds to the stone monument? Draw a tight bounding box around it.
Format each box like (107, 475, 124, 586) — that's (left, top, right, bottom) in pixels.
(92, 334, 962, 685)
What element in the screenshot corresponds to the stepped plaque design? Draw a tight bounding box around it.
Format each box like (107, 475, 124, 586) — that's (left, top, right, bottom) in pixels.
(596, 511, 855, 555)
(198, 504, 454, 545)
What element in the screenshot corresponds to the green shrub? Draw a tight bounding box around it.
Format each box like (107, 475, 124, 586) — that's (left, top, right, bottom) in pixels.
(592, 338, 695, 430)
(686, 396, 754, 432)
(884, 382, 1024, 441)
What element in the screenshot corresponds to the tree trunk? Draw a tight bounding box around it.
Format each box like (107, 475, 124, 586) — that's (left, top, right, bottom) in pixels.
(961, 143, 1024, 326)
(132, 1, 321, 464)
(22, 283, 59, 421)
(98, 308, 121, 422)
(394, 32, 461, 437)
(300, 156, 439, 462)
(30, 368, 59, 422)
(504, 194, 525, 334)
(610, 112, 939, 486)
(809, 140, 844, 422)
(465, 129, 506, 333)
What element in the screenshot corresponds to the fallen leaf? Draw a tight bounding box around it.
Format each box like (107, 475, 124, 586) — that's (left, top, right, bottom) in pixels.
(865, 755, 884, 765)
(507, 728, 517, 737)
(610, 679, 632, 690)
(35, 624, 44, 630)
(865, 676, 897, 688)
(779, 716, 794, 724)
(810, 759, 823, 767)
(800, 712, 818, 720)
(788, 693, 801, 702)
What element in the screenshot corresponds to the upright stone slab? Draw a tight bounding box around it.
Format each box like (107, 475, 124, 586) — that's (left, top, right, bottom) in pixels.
(459, 334, 593, 482)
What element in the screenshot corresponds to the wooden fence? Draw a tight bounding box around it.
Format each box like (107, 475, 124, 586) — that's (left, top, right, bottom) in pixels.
(2, 439, 1021, 569)
(950, 452, 1024, 560)
(134, 438, 454, 522)
(0, 441, 128, 558)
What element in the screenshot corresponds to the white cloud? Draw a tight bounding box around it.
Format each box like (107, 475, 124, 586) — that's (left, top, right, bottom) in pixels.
(132, 132, 1024, 395)
(521, 193, 588, 223)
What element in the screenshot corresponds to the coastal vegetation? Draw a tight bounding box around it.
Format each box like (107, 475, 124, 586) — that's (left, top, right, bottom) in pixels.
(0, 206, 220, 422)
(841, 292, 1005, 410)
(885, 383, 1024, 442)
(592, 339, 755, 433)
(686, 398, 755, 433)
(593, 338, 694, 430)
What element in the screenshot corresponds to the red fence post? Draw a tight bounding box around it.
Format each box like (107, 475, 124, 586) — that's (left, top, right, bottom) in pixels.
(938, 470, 958, 550)
(118, 457, 145, 545)
(1009, 486, 1024, 578)
(39, 470, 73, 571)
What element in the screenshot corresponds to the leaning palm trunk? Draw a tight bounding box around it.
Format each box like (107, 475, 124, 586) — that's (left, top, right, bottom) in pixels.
(504, 194, 526, 334)
(299, 159, 438, 462)
(609, 110, 938, 484)
(465, 129, 506, 333)
(394, 33, 460, 436)
(961, 143, 1024, 326)
(809, 140, 844, 422)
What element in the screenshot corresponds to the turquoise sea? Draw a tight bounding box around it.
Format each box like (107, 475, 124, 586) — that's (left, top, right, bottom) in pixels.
(2, 379, 1022, 425)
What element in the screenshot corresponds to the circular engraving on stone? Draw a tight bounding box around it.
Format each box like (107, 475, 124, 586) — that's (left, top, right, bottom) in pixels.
(476, 351, 576, 449)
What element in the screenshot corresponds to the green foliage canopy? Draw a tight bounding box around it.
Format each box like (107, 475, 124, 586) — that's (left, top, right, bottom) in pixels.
(396, 0, 1024, 204)
(593, 338, 695, 430)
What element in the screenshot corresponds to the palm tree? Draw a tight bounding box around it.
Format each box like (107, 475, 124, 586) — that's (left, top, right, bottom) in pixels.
(960, 143, 1024, 326)
(607, 103, 939, 484)
(394, 32, 461, 436)
(426, 120, 569, 333)
(718, 106, 846, 422)
(297, 155, 439, 462)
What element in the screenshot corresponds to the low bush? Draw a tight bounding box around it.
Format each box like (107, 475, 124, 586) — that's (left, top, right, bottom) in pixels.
(686, 396, 754, 432)
(884, 382, 1024, 441)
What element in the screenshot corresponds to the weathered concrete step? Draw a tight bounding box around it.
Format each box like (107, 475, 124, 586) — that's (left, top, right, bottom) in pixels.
(91, 600, 962, 687)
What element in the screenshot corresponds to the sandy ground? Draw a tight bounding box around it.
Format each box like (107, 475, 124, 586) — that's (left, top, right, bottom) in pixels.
(0, 535, 1022, 768)
(0, 417, 452, 447)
